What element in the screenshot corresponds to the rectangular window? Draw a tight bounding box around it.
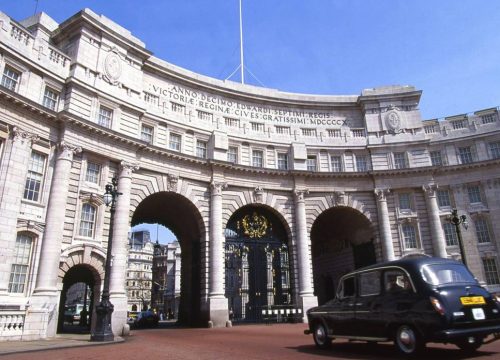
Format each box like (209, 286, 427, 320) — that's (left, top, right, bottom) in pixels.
(424, 124, 437, 134)
(306, 156, 317, 171)
(451, 119, 467, 129)
(1, 66, 20, 91)
(251, 122, 265, 132)
(458, 146, 473, 164)
(430, 151, 443, 166)
(85, 162, 101, 184)
(402, 224, 418, 249)
(42, 87, 59, 110)
(482, 258, 500, 285)
(481, 114, 497, 124)
(399, 193, 412, 211)
(24, 151, 46, 202)
(169, 133, 181, 151)
(224, 117, 239, 127)
(277, 153, 288, 170)
(489, 142, 500, 159)
(8, 234, 33, 293)
(475, 218, 491, 244)
(275, 126, 290, 135)
(171, 102, 185, 113)
(394, 152, 407, 169)
(330, 155, 342, 172)
(327, 129, 341, 138)
(301, 128, 317, 137)
(443, 222, 458, 246)
(197, 110, 213, 121)
(252, 150, 263, 168)
(98, 106, 112, 128)
(141, 124, 154, 143)
(356, 155, 368, 172)
(196, 140, 207, 158)
(227, 146, 238, 163)
(437, 190, 451, 207)
(467, 185, 482, 204)
(79, 203, 96, 238)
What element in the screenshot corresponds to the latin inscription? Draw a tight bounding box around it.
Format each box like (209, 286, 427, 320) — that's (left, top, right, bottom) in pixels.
(147, 83, 354, 127)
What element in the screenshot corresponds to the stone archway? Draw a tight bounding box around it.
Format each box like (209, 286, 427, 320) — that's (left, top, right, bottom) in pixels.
(310, 206, 377, 305)
(224, 204, 295, 322)
(131, 191, 206, 326)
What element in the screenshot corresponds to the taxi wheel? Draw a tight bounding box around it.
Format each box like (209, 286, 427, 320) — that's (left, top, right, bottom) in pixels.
(456, 336, 482, 353)
(394, 325, 423, 356)
(312, 322, 332, 349)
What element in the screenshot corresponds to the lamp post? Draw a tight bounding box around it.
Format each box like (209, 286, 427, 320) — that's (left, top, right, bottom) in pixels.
(449, 209, 468, 266)
(91, 177, 121, 341)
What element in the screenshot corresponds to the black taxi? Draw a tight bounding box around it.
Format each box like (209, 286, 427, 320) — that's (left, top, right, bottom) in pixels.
(305, 257, 500, 355)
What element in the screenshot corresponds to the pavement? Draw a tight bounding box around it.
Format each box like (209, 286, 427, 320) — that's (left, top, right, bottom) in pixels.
(0, 333, 124, 356)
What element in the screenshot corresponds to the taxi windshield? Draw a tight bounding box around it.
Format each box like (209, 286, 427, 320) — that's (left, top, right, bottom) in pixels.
(421, 263, 477, 286)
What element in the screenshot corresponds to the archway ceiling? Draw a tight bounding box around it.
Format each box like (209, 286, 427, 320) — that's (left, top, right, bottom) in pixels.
(131, 192, 202, 241)
(63, 265, 96, 286)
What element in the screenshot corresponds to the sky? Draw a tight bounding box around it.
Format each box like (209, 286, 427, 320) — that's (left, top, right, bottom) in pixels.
(2, 1, 499, 241)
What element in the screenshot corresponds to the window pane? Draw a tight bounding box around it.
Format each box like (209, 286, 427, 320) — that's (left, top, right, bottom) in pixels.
(1, 66, 20, 91)
(23, 152, 45, 202)
(8, 234, 33, 293)
(277, 153, 288, 170)
(467, 185, 482, 203)
(330, 156, 342, 172)
(227, 147, 238, 163)
(306, 156, 317, 171)
(169, 133, 181, 151)
(98, 106, 112, 128)
(394, 152, 407, 169)
(402, 224, 417, 249)
(459, 147, 473, 164)
(43, 87, 58, 110)
(475, 218, 491, 243)
(437, 190, 451, 207)
(443, 223, 458, 246)
(482, 258, 500, 285)
(196, 140, 207, 158)
(430, 151, 442, 166)
(399, 193, 411, 210)
(356, 155, 368, 172)
(79, 204, 96, 237)
(490, 142, 500, 159)
(85, 162, 101, 183)
(252, 150, 263, 167)
(141, 124, 153, 143)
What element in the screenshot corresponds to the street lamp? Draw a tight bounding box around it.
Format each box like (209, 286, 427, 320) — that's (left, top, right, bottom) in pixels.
(449, 208, 468, 266)
(91, 177, 121, 341)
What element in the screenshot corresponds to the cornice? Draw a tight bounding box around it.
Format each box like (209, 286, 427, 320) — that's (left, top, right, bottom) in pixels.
(0, 86, 58, 120)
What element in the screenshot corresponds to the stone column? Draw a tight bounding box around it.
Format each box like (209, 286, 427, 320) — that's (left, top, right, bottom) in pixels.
(208, 181, 229, 327)
(109, 161, 138, 336)
(294, 189, 317, 317)
(0, 128, 39, 294)
(374, 188, 395, 261)
(423, 184, 448, 258)
(32, 141, 81, 336)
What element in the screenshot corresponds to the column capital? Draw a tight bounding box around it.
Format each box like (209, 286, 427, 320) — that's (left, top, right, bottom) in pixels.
(210, 181, 227, 195)
(422, 183, 438, 197)
(294, 189, 309, 202)
(57, 141, 82, 160)
(11, 126, 39, 146)
(119, 161, 140, 178)
(374, 188, 390, 201)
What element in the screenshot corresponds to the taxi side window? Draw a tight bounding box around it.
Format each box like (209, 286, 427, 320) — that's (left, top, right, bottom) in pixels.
(384, 270, 411, 292)
(359, 271, 381, 296)
(338, 276, 356, 298)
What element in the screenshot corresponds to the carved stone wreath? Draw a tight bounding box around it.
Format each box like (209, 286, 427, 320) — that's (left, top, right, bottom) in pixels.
(103, 49, 122, 85)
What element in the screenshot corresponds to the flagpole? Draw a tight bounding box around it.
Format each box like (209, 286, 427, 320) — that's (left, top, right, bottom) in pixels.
(239, 0, 245, 84)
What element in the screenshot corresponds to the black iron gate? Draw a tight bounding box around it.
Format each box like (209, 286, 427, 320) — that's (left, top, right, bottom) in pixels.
(225, 209, 291, 322)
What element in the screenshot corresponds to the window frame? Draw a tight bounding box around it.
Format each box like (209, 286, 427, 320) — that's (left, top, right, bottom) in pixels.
(277, 152, 288, 170)
(98, 106, 113, 128)
(8, 233, 34, 294)
(42, 86, 59, 111)
(140, 123, 154, 143)
(168, 133, 182, 152)
(252, 149, 264, 168)
(196, 139, 208, 159)
(227, 146, 238, 163)
(306, 155, 317, 172)
(23, 151, 46, 203)
(79, 203, 97, 238)
(1, 65, 21, 91)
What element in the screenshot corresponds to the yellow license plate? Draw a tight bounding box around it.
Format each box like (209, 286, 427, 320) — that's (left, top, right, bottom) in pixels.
(460, 296, 486, 305)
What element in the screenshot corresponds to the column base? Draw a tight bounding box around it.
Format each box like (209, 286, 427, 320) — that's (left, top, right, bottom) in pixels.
(29, 291, 60, 338)
(299, 295, 318, 323)
(207, 297, 229, 328)
(109, 294, 128, 336)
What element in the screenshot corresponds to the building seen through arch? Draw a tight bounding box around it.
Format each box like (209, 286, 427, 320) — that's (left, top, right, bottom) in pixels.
(0, 8, 499, 341)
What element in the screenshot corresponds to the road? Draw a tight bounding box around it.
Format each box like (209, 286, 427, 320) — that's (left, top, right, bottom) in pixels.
(3, 323, 500, 360)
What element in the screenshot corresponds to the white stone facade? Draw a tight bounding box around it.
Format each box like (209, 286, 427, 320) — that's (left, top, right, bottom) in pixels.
(0, 8, 499, 340)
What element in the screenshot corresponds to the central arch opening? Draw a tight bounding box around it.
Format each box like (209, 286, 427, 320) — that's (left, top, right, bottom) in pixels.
(311, 206, 377, 305)
(224, 205, 293, 323)
(131, 191, 205, 326)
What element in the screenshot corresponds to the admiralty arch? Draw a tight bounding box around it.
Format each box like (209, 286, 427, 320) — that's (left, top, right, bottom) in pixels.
(0, 9, 499, 340)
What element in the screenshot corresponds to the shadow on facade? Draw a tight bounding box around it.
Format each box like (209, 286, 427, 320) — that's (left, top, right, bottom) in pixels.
(131, 191, 205, 326)
(311, 206, 376, 305)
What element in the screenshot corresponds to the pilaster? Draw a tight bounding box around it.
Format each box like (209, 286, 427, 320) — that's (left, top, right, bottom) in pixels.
(423, 183, 448, 258)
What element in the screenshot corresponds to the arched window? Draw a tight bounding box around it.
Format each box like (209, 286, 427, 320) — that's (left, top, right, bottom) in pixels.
(79, 203, 96, 237)
(8, 233, 34, 293)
